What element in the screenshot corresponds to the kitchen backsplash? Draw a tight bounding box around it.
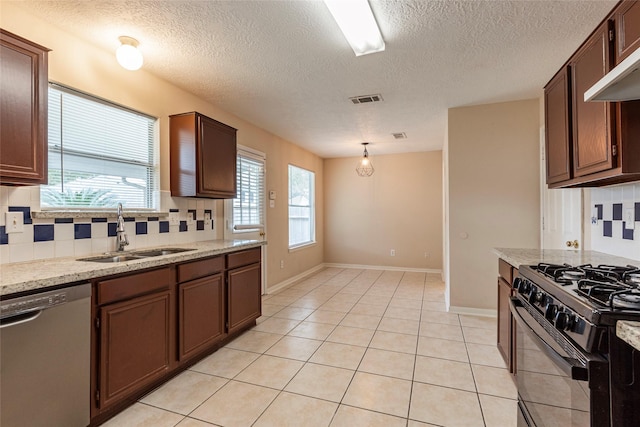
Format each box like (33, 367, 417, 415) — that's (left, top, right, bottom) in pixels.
(0, 186, 218, 264)
(589, 182, 640, 261)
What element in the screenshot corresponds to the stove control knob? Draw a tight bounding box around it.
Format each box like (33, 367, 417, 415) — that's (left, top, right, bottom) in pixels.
(520, 281, 531, 294)
(529, 291, 544, 304)
(513, 277, 522, 291)
(545, 304, 559, 321)
(555, 312, 574, 331)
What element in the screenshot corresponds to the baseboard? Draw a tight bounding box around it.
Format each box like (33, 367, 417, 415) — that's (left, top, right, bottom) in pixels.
(323, 263, 442, 274)
(266, 264, 326, 294)
(447, 306, 497, 318)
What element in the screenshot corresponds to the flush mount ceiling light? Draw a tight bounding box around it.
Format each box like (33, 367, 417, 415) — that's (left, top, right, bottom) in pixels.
(323, 0, 385, 57)
(356, 142, 374, 177)
(116, 36, 143, 71)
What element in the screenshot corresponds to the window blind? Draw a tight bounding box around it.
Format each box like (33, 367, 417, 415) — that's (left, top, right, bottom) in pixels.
(232, 150, 265, 230)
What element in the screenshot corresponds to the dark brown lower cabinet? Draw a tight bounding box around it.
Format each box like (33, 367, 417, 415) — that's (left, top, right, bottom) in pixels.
(179, 273, 225, 361)
(227, 262, 261, 335)
(497, 277, 512, 368)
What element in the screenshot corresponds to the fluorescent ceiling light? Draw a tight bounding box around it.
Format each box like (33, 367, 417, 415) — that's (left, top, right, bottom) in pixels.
(323, 0, 385, 56)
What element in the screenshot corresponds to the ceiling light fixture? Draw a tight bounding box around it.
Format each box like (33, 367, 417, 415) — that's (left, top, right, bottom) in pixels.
(323, 0, 385, 57)
(116, 36, 143, 71)
(356, 143, 374, 177)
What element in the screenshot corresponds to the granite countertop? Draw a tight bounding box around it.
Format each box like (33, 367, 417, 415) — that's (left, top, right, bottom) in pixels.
(493, 248, 640, 269)
(617, 320, 640, 352)
(0, 239, 265, 296)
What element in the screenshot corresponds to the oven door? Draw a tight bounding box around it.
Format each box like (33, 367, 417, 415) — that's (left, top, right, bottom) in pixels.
(510, 297, 609, 427)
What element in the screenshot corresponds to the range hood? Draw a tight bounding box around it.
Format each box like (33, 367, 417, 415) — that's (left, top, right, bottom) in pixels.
(584, 47, 640, 102)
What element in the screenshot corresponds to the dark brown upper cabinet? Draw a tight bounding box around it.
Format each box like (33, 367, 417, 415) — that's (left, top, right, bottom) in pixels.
(169, 112, 237, 198)
(0, 29, 49, 185)
(616, 0, 640, 64)
(544, 67, 572, 185)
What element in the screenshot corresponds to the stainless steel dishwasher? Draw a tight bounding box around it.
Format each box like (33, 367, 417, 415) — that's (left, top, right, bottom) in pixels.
(1, 282, 91, 427)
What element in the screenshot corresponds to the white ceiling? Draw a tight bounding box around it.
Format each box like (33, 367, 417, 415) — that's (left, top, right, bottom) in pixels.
(14, 0, 616, 158)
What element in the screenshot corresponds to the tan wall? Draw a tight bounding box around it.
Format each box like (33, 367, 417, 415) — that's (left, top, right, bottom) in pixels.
(447, 99, 540, 312)
(324, 152, 443, 270)
(1, 3, 324, 290)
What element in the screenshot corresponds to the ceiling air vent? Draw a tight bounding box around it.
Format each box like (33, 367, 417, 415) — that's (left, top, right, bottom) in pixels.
(392, 132, 407, 140)
(350, 94, 383, 104)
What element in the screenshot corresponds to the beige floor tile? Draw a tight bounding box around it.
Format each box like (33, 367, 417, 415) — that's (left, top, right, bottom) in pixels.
(175, 418, 215, 427)
(358, 348, 415, 380)
(140, 370, 227, 415)
(472, 364, 517, 399)
(378, 317, 420, 335)
(369, 330, 418, 354)
(420, 310, 460, 326)
(309, 341, 366, 370)
(265, 335, 323, 361)
(384, 306, 421, 321)
(407, 421, 440, 427)
(253, 392, 338, 427)
(101, 403, 184, 427)
(479, 394, 518, 427)
(417, 336, 469, 362)
(235, 354, 304, 389)
(252, 317, 301, 334)
(343, 372, 412, 418)
(272, 306, 315, 321)
(190, 381, 278, 427)
(261, 303, 285, 316)
(190, 347, 259, 378)
(409, 382, 484, 427)
(463, 325, 497, 345)
(327, 325, 375, 347)
(340, 313, 382, 330)
(413, 356, 476, 392)
(306, 309, 346, 325)
(388, 297, 423, 310)
(288, 320, 336, 340)
(266, 294, 299, 306)
(321, 300, 357, 312)
(419, 322, 464, 341)
(330, 405, 406, 427)
(421, 301, 446, 312)
(467, 343, 507, 368)
(358, 294, 392, 306)
(460, 314, 497, 329)
(351, 302, 388, 316)
(422, 290, 445, 302)
(225, 330, 282, 353)
(285, 363, 355, 402)
(290, 297, 326, 310)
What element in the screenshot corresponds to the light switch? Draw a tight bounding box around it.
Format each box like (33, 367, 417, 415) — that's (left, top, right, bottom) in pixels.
(5, 212, 24, 233)
(269, 200, 275, 208)
(625, 208, 635, 230)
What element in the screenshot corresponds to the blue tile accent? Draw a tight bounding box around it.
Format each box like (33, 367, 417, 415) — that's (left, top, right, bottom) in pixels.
(197, 220, 204, 231)
(74, 223, 92, 239)
(595, 204, 603, 220)
(636, 202, 640, 222)
(613, 203, 623, 221)
(107, 223, 117, 237)
(54, 218, 73, 224)
(603, 221, 613, 237)
(91, 217, 108, 223)
(34, 224, 55, 242)
(188, 209, 196, 220)
(8, 206, 32, 224)
(124, 217, 135, 222)
(0, 226, 8, 245)
(136, 222, 148, 235)
(169, 209, 179, 213)
(623, 223, 634, 240)
(147, 217, 159, 221)
(159, 221, 170, 233)
(179, 221, 188, 232)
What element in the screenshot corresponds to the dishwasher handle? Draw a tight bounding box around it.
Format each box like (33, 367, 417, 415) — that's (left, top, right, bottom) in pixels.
(0, 309, 43, 329)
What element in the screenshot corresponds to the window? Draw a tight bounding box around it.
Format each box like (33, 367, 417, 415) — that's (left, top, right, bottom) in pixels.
(288, 164, 315, 248)
(41, 84, 157, 209)
(230, 148, 265, 232)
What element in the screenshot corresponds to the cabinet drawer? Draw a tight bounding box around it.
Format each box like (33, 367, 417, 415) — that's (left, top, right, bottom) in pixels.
(177, 256, 224, 283)
(98, 268, 172, 305)
(227, 248, 261, 270)
(498, 259, 514, 285)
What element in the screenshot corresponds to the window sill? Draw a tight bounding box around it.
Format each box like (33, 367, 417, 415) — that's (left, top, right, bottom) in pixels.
(288, 241, 317, 252)
(32, 209, 169, 220)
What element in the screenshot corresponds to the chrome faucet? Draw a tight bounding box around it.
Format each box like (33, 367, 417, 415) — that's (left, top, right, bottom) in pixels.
(115, 203, 129, 252)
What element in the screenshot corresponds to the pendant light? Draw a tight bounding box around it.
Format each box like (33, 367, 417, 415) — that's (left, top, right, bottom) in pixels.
(356, 142, 374, 177)
(116, 36, 143, 71)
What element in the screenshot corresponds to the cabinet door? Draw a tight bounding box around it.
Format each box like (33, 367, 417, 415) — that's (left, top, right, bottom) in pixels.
(570, 22, 615, 178)
(98, 290, 171, 409)
(198, 115, 237, 198)
(0, 30, 48, 185)
(227, 263, 261, 334)
(497, 277, 512, 371)
(179, 274, 225, 361)
(616, 0, 640, 64)
(544, 68, 572, 184)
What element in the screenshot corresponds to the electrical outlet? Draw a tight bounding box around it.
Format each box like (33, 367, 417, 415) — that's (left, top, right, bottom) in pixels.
(390, 249, 395, 256)
(625, 208, 635, 230)
(5, 212, 23, 233)
(204, 212, 212, 226)
(280, 260, 284, 269)
(168, 212, 180, 226)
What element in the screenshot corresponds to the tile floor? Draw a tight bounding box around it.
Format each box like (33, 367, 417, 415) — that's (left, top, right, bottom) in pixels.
(103, 268, 517, 427)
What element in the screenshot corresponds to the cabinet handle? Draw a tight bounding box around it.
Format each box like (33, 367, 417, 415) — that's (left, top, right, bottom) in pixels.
(565, 240, 579, 249)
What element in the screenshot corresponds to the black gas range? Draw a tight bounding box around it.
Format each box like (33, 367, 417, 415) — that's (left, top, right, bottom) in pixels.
(512, 262, 640, 427)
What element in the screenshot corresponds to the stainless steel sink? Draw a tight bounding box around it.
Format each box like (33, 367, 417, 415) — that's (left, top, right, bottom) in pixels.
(132, 248, 195, 257)
(78, 248, 194, 263)
(79, 254, 147, 263)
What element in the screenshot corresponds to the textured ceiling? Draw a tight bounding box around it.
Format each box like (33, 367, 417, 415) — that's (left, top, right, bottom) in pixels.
(13, 0, 616, 158)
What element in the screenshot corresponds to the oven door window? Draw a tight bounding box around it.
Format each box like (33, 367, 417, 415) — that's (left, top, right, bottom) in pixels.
(513, 303, 590, 426)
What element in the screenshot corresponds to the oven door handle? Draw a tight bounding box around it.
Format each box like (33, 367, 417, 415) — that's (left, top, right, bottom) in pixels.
(510, 297, 588, 381)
